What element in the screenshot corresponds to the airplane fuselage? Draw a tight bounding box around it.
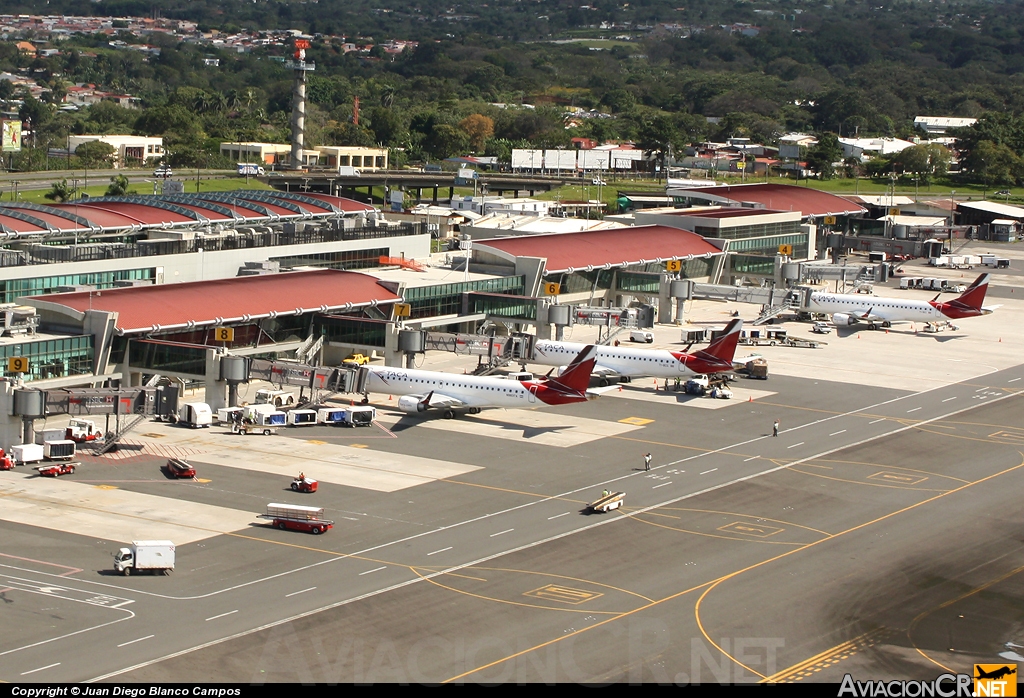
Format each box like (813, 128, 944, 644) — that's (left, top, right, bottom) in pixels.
(364, 366, 586, 408)
(807, 292, 947, 324)
(532, 341, 731, 378)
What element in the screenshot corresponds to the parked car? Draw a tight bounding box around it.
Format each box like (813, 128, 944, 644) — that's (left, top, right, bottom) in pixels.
(811, 321, 833, 334)
(154, 165, 173, 178)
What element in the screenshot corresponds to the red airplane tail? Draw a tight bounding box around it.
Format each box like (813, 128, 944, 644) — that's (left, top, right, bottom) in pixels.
(547, 345, 598, 394)
(949, 273, 990, 312)
(694, 318, 743, 364)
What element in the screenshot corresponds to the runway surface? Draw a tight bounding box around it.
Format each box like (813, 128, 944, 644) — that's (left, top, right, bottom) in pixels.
(2, 360, 1022, 683)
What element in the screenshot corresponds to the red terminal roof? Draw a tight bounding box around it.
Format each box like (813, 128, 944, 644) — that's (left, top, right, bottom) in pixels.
(663, 208, 793, 220)
(474, 225, 722, 274)
(667, 183, 866, 218)
(27, 269, 402, 335)
(0, 191, 375, 237)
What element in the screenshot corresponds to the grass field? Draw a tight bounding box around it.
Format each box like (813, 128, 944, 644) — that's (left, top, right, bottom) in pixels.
(7, 176, 273, 205)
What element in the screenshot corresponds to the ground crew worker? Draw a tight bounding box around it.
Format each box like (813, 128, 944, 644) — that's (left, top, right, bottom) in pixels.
(644, 453, 652, 471)
(773, 420, 779, 437)
(602, 489, 609, 498)
(299, 472, 305, 481)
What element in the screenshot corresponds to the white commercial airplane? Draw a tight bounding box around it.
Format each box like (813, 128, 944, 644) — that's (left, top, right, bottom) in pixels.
(808, 273, 996, 328)
(362, 345, 602, 419)
(529, 319, 743, 384)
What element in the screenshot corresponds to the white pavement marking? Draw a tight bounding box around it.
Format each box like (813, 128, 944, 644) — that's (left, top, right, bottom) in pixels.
(829, 430, 847, 436)
(787, 442, 804, 449)
(547, 512, 570, 520)
(117, 635, 154, 648)
(87, 382, 1024, 684)
(869, 419, 886, 424)
(285, 587, 316, 598)
(1010, 377, 1022, 382)
(358, 567, 386, 576)
(652, 481, 672, 489)
(699, 468, 718, 475)
(489, 529, 514, 537)
(907, 407, 922, 413)
(205, 610, 238, 622)
(607, 384, 775, 409)
(374, 408, 642, 448)
(0, 471, 256, 544)
(743, 456, 759, 462)
(427, 547, 453, 556)
(21, 662, 60, 675)
(131, 421, 480, 493)
(942, 397, 957, 402)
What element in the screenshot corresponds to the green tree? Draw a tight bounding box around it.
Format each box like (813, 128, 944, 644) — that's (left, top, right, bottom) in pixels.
(805, 133, 843, 179)
(105, 174, 130, 197)
(74, 141, 116, 168)
(44, 179, 74, 203)
(423, 124, 469, 159)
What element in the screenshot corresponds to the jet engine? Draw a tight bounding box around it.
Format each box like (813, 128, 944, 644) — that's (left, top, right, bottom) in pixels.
(831, 313, 858, 326)
(397, 395, 428, 413)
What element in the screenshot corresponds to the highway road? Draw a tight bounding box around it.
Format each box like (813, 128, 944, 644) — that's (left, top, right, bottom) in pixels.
(1, 362, 1021, 682)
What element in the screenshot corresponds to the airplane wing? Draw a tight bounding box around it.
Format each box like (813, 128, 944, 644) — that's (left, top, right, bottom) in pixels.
(424, 392, 466, 409)
(404, 391, 467, 410)
(556, 363, 617, 377)
(586, 385, 620, 398)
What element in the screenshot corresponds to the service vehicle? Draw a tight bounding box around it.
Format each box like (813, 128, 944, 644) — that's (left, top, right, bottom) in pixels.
(232, 422, 278, 436)
(36, 462, 77, 477)
(0, 448, 14, 470)
(811, 321, 832, 334)
(237, 163, 266, 176)
(342, 353, 371, 366)
(259, 503, 333, 534)
(12, 443, 44, 465)
(739, 328, 787, 346)
(254, 389, 295, 408)
(588, 491, 625, 513)
(165, 458, 196, 479)
(629, 330, 654, 343)
(737, 358, 768, 380)
(43, 440, 76, 460)
(113, 540, 175, 576)
(291, 476, 318, 493)
(286, 409, 318, 426)
(505, 371, 535, 382)
(217, 406, 244, 423)
(177, 402, 213, 428)
(316, 407, 347, 425)
(66, 418, 102, 443)
(35, 427, 66, 445)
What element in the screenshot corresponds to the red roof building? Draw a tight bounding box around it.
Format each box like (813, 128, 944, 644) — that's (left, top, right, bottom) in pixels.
(27, 269, 401, 335)
(666, 183, 866, 218)
(473, 225, 722, 275)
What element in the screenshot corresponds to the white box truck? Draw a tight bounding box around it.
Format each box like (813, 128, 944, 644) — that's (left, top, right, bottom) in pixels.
(286, 409, 318, 426)
(178, 402, 212, 428)
(43, 440, 76, 460)
(341, 406, 376, 427)
(12, 443, 43, 465)
(317, 408, 346, 425)
(113, 540, 175, 576)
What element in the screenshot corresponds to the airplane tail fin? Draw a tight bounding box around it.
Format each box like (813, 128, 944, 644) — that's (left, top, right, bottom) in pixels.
(694, 318, 743, 364)
(951, 273, 990, 311)
(546, 345, 597, 394)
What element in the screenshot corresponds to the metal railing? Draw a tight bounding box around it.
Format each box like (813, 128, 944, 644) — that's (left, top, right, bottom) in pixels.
(1, 222, 424, 268)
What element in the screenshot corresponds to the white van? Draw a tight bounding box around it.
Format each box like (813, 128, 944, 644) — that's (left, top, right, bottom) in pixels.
(629, 330, 654, 343)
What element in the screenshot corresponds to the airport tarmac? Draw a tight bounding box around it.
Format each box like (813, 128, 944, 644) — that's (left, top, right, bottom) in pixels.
(1, 257, 1023, 684)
